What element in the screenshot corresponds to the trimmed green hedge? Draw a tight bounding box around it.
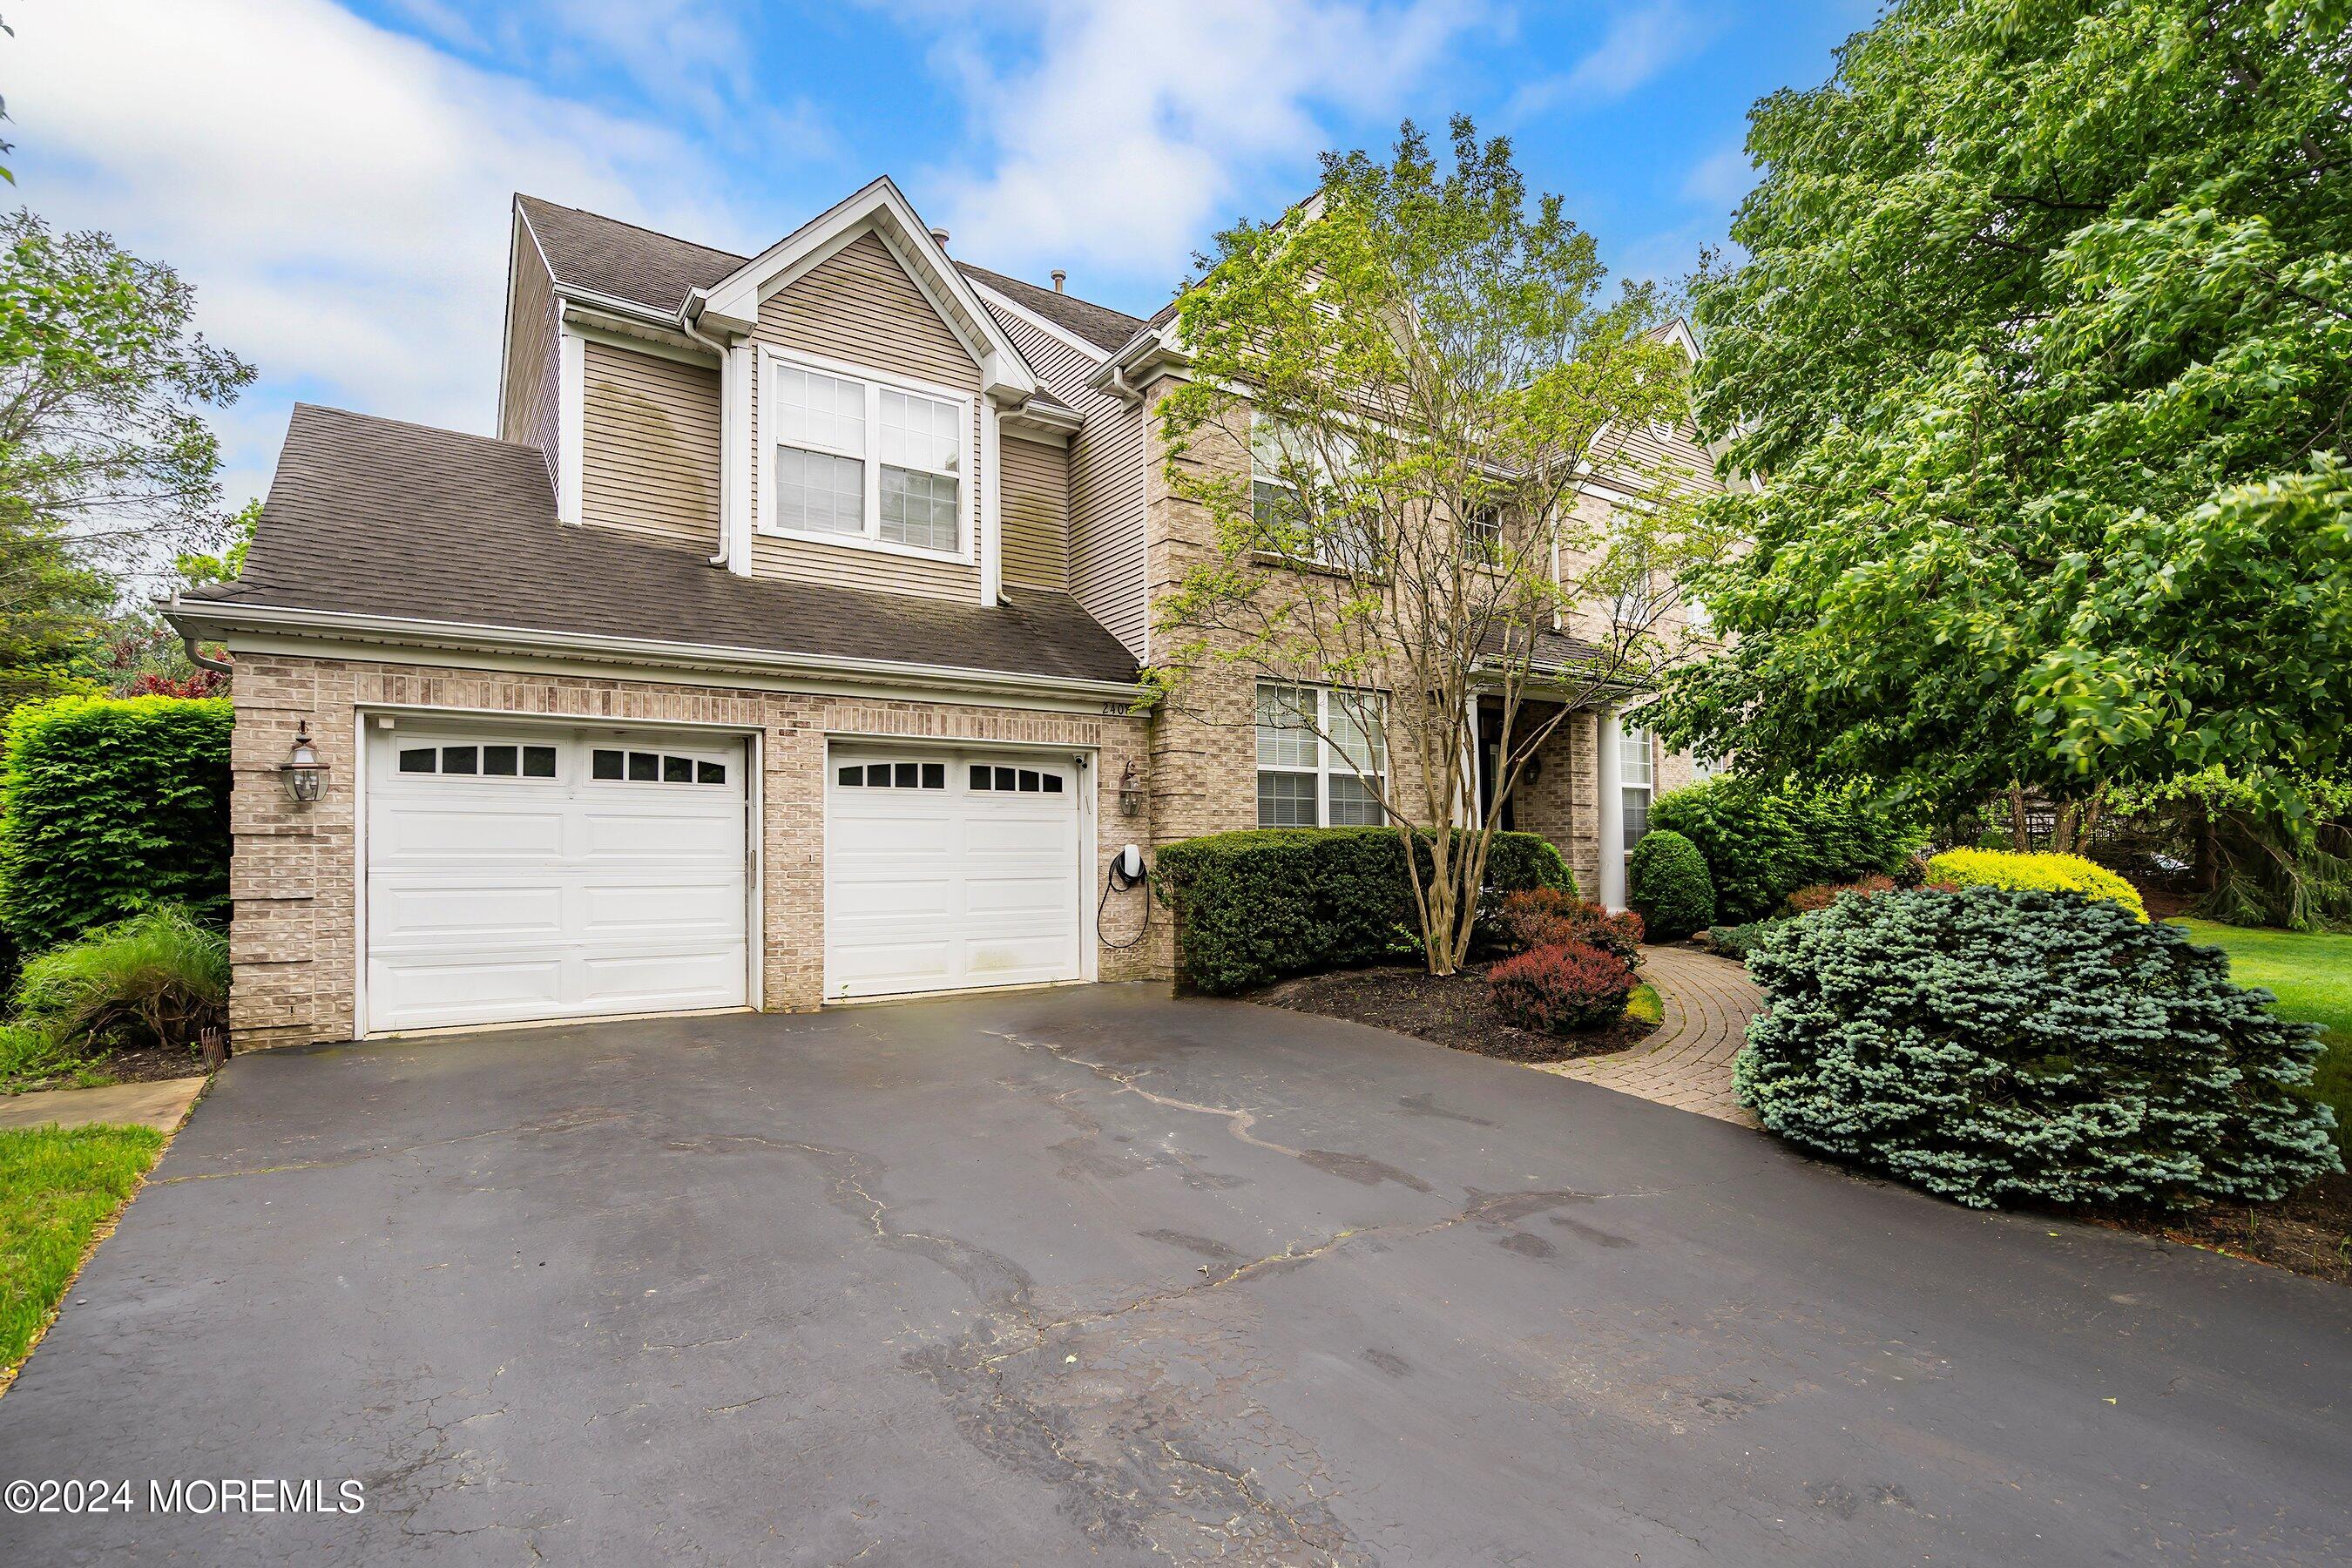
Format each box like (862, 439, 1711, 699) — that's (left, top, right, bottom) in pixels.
(1627, 828, 1714, 940)
(1155, 827, 1574, 994)
(1649, 776, 1926, 924)
(0, 696, 233, 956)
(1737, 886, 2342, 1209)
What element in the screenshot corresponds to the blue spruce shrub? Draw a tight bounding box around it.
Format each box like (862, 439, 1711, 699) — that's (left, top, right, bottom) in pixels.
(1734, 885, 2342, 1209)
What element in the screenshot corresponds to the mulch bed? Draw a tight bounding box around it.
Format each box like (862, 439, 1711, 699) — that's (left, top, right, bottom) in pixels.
(5, 1044, 210, 1097)
(2085, 1173, 2352, 1287)
(1254, 962, 1660, 1064)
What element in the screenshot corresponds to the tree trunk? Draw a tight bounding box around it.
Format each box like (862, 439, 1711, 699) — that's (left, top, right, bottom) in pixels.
(2050, 801, 2077, 856)
(2009, 782, 2031, 853)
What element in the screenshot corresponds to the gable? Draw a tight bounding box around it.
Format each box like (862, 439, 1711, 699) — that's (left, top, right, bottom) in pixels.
(758, 229, 977, 392)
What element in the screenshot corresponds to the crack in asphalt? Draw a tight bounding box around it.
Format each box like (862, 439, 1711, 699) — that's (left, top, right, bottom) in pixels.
(154, 1109, 625, 1184)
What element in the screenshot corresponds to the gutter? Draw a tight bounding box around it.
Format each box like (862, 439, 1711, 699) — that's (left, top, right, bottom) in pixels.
(675, 287, 735, 568)
(163, 595, 1147, 706)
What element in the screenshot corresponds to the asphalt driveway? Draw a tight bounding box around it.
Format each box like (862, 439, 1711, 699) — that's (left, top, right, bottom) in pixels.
(1, 986, 2345, 1565)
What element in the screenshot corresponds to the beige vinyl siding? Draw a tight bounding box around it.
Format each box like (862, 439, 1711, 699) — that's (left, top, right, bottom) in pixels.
(749, 228, 981, 601)
(500, 216, 561, 476)
(1000, 435, 1069, 589)
(579, 341, 721, 551)
(995, 313, 1146, 656)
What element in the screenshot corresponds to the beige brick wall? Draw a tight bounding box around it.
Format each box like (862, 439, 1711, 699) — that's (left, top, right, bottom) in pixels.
(229, 652, 1161, 1049)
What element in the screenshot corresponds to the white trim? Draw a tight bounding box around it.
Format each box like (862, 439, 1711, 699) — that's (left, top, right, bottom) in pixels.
(755, 341, 976, 564)
(1596, 706, 1626, 911)
(566, 316, 719, 369)
(557, 328, 585, 524)
(980, 399, 1003, 605)
(968, 279, 1112, 364)
(1252, 680, 1388, 828)
(172, 598, 1144, 704)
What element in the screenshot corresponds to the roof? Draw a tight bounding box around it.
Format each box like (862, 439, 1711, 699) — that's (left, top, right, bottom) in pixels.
(517, 193, 1157, 368)
(1474, 622, 1615, 681)
(182, 405, 1140, 688)
(516, 195, 743, 316)
(954, 260, 1154, 355)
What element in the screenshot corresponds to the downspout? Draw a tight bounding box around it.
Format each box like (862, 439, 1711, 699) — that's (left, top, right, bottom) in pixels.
(166, 597, 235, 674)
(679, 291, 733, 568)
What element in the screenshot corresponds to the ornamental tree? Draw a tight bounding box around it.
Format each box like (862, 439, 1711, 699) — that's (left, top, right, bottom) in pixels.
(1148, 118, 1727, 975)
(1657, 0, 2352, 828)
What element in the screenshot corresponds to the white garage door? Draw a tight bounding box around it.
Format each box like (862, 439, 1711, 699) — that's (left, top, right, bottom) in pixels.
(826, 747, 1086, 1000)
(365, 724, 749, 1033)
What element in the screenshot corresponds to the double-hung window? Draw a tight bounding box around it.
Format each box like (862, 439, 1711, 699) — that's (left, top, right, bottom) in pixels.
(767, 354, 966, 556)
(1620, 723, 1655, 852)
(1255, 681, 1387, 827)
(1249, 413, 1375, 573)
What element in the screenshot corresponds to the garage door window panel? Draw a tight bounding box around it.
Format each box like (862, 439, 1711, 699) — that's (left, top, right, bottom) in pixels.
(398, 742, 559, 781)
(594, 748, 730, 787)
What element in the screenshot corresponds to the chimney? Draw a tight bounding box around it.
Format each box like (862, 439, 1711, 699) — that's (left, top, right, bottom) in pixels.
(1051, 268, 1066, 293)
(929, 226, 950, 250)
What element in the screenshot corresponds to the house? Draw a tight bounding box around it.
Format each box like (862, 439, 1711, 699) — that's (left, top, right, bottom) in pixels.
(168, 179, 1724, 1048)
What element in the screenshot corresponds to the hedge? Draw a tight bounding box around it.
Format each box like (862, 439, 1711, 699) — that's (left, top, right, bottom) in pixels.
(1627, 828, 1714, 940)
(1649, 776, 1926, 924)
(1735, 886, 2342, 1209)
(1924, 847, 2148, 921)
(0, 696, 233, 956)
(1154, 826, 1574, 994)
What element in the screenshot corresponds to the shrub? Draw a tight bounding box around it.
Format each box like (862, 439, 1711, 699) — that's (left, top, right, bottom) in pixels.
(0, 695, 233, 955)
(1735, 886, 2342, 1209)
(13, 906, 229, 1052)
(1707, 916, 1792, 962)
(1923, 847, 2148, 921)
(1627, 829, 1715, 940)
(1783, 874, 1897, 914)
(1650, 777, 1927, 925)
(1489, 941, 1639, 1034)
(1491, 888, 1644, 962)
(1154, 827, 1574, 994)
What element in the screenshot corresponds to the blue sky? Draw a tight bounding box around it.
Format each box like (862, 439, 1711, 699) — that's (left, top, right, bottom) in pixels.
(15, 0, 1872, 513)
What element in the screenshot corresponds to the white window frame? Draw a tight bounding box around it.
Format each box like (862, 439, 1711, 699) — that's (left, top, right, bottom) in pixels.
(1620, 722, 1655, 853)
(1255, 680, 1389, 828)
(1249, 412, 1376, 574)
(757, 343, 975, 564)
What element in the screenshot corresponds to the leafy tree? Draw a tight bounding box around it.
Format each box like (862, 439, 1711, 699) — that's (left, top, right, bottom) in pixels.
(1659, 0, 2352, 829)
(0, 493, 107, 713)
(1150, 119, 1726, 975)
(0, 209, 255, 586)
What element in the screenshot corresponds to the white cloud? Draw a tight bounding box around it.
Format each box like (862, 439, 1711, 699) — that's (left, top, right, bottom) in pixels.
(924, 0, 1486, 288)
(1506, 2, 1714, 120)
(12, 0, 774, 508)
(1680, 140, 1754, 209)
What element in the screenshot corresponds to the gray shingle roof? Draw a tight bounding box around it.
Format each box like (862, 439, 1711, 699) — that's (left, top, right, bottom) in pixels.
(517, 196, 745, 316)
(953, 260, 1155, 355)
(183, 405, 1139, 687)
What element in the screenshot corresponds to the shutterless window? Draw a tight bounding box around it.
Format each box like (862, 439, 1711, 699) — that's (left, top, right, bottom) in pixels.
(1255, 681, 1386, 828)
(1621, 724, 1655, 852)
(769, 356, 963, 556)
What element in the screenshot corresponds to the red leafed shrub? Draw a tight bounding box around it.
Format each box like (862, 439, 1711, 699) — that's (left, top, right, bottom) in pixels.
(1489, 941, 1639, 1034)
(1494, 888, 1645, 961)
(1783, 874, 1897, 914)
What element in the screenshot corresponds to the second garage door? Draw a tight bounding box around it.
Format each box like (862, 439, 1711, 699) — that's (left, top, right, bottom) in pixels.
(825, 747, 1086, 1000)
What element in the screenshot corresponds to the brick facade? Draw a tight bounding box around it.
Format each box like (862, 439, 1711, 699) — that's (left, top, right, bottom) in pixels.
(230, 652, 1159, 1049)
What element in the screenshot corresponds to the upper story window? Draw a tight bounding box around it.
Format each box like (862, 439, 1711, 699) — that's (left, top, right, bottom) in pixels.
(1256, 681, 1387, 828)
(1249, 413, 1375, 574)
(766, 351, 966, 558)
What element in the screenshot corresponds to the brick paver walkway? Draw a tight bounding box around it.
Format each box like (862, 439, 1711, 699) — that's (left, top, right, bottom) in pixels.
(1537, 944, 1762, 1125)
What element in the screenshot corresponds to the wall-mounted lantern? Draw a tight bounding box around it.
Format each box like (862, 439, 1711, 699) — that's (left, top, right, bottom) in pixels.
(1118, 760, 1145, 818)
(280, 720, 329, 804)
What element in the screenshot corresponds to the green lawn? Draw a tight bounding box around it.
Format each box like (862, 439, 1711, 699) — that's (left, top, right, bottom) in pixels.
(2174, 918, 2352, 1154)
(1, 1124, 166, 1382)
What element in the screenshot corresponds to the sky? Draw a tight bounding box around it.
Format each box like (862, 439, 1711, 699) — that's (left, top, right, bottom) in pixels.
(11, 0, 1875, 515)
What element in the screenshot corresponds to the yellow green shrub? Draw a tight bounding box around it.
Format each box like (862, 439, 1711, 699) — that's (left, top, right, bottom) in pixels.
(1923, 848, 2148, 921)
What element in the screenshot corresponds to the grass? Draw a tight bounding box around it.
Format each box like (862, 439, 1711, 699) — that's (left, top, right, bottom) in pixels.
(0, 1123, 166, 1382)
(2173, 918, 2352, 1155)
(1626, 981, 1664, 1026)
